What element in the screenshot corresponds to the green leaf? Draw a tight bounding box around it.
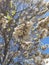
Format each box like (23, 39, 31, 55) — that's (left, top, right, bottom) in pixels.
(7, 13, 12, 20)
(7, 15, 11, 20)
(11, 10, 16, 16)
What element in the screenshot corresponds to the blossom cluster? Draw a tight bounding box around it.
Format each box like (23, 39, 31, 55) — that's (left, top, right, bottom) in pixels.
(36, 17, 49, 39)
(13, 21, 33, 41)
(0, 13, 8, 28)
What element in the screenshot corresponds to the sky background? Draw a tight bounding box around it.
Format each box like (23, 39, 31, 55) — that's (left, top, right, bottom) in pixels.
(0, 0, 49, 54)
(0, 1, 49, 65)
(15, 0, 49, 54)
(40, 0, 49, 54)
(40, 36, 49, 54)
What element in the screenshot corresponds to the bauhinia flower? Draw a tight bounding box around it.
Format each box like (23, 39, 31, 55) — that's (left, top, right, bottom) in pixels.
(20, 41, 33, 50)
(13, 21, 33, 41)
(35, 17, 49, 39)
(41, 45, 47, 50)
(0, 14, 8, 28)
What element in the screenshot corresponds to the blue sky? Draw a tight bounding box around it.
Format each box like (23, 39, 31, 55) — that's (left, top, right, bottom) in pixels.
(40, 36, 49, 54)
(0, 0, 49, 54)
(38, 0, 49, 54)
(40, 0, 49, 54)
(41, 37, 49, 44)
(0, 1, 49, 65)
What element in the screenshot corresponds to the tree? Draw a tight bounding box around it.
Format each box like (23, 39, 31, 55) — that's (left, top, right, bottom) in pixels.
(0, 0, 49, 65)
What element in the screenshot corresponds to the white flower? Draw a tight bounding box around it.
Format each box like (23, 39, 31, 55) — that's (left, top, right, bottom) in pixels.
(13, 21, 33, 41)
(0, 15, 8, 28)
